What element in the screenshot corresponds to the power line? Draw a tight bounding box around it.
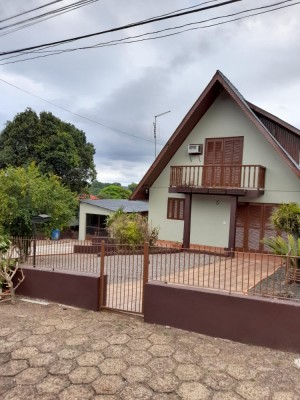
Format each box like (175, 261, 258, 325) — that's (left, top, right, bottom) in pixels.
(0, 0, 99, 37)
(1, 0, 298, 66)
(0, 77, 163, 145)
(139, 0, 221, 22)
(0, 0, 63, 23)
(0, 1, 217, 38)
(0, 0, 242, 56)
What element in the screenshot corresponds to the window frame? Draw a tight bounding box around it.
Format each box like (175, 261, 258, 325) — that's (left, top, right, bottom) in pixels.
(167, 197, 185, 220)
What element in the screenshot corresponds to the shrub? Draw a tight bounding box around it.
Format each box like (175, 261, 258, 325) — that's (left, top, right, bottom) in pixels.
(262, 234, 300, 269)
(106, 209, 159, 247)
(271, 203, 300, 238)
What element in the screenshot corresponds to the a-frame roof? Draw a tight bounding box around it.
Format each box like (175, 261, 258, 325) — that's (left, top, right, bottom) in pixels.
(132, 70, 300, 200)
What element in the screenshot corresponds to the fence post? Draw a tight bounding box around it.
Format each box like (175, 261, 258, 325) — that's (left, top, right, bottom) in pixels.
(142, 241, 149, 314)
(99, 240, 106, 311)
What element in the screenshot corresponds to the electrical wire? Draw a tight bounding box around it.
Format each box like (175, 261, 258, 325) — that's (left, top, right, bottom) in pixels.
(0, 77, 164, 145)
(1, 0, 298, 66)
(0, 0, 242, 56)
(0, 0, 99, 37)
(0, 1, 221, 39)
(0, 0, 63, 23)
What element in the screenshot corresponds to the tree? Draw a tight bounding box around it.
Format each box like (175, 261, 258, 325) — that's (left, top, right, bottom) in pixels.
(99, 185, 132, 199)
(89, 181, 122, 195)
(127, 182, 138, 192)
(0, 164, 78, 238)
(0, 108, 96, 193)
(0, 234, 24, 304)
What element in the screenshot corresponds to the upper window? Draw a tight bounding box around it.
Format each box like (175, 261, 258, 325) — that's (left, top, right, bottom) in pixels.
(167, 198, 184, 220)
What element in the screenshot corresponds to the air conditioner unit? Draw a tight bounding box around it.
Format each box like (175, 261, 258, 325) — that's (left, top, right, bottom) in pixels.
(188, 144, 203, 155)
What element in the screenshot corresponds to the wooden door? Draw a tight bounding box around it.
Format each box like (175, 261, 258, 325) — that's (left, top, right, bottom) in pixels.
(203, 137, 243, 187)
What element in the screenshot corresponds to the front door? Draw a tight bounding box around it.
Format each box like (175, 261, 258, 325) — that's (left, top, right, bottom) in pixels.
(203, 137, 243, 187)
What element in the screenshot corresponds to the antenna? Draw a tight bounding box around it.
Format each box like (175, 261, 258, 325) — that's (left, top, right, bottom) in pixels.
(153, 110, 171, 158)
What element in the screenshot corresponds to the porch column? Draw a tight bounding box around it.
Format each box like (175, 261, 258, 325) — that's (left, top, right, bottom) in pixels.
(183, 194, 192, 248)
(228, 196, 238, 251)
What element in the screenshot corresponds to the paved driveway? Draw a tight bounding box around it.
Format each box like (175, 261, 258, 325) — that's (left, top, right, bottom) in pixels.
(0, 299, 299, 399)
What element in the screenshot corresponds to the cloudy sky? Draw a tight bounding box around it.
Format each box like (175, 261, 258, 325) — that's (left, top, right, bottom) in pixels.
(0, 0, 299, 186)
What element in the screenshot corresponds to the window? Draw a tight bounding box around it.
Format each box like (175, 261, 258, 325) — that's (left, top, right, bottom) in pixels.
(167, 198, 185, 220)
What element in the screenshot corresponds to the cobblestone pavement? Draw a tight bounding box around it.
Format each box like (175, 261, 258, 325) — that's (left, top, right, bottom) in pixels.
(0, 299, 300, 399)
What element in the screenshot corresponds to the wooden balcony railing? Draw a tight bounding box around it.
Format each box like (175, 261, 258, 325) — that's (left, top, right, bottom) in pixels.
(170, 165, 266, 190)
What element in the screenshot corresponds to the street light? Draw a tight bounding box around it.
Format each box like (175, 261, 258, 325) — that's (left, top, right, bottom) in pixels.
(31, 214, 50, 268)
(153, 110, 171, 158)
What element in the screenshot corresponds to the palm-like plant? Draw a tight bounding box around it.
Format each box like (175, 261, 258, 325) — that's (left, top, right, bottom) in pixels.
(262, 234, 300, 283)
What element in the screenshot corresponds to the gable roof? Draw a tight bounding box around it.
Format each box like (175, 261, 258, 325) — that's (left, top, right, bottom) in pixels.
(132, 70, 300, 200)
(80, 199, 148, 213)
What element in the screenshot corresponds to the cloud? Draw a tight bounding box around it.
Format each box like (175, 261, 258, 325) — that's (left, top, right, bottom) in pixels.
(0, 0, 300, 184)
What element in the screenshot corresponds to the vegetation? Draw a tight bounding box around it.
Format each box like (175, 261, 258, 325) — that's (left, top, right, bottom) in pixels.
(262, 203, 300, 276)
(0, 164, 77, 240)
(0, 234, 24, 304)
(262, 234, 300, 277)
(89, 180, 121, 195)
(89, 180, 137, 197)
(106, 209, 159, 247)
(128, 182, 138, 192)
(0, 108, 96, 193)
(99, 185, 132, 199)
(271, 203, 300, 238)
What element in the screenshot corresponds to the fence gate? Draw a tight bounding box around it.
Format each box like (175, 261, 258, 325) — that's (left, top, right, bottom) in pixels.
(99, 242, 149, 314)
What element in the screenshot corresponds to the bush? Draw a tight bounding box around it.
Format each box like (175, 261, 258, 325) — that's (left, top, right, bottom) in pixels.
(271, 203, 300, 238)
(262, 234, 300, 269)
(106, 209, 159, 247)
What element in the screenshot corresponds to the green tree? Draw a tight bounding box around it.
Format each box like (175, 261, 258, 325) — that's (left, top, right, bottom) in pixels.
(99, 185, 132, 199)
(0, 108, 96, 193)
(0, 164, 77, 238)
(89, 181, 122, 195)
(127, 182, 137, 192)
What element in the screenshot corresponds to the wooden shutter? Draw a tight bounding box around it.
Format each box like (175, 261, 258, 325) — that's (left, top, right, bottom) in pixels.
(204, 137, 243, 187)
(248, 204, 263, 251)
(235, 203, 279, 252)
(223, 137, 243, 187)
(262, 205, 278, 252)
(235, 203, 247, 250)
(167, 198, 184, 220)
(203, 139, 223, 186)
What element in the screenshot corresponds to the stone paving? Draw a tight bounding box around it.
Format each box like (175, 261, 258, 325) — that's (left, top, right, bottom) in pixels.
(0, 299, 300, 399)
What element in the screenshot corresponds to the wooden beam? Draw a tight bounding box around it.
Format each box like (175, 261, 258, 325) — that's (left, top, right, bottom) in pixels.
(183, 194, 192, 249)
(228, 196, 238, 251)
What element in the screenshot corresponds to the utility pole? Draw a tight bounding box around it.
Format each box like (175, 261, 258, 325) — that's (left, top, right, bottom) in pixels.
(153, 110, 171, 158)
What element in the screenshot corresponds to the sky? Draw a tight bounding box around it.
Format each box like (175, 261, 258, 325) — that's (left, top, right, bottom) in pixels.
(0, 0, 299, 186)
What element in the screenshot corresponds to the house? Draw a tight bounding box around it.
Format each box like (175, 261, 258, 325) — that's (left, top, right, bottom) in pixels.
(131, 71, 300, 252)
(78, 199, 148, 240)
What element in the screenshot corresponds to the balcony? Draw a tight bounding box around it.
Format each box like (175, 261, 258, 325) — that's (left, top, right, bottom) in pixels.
(169, 165, 266, 197)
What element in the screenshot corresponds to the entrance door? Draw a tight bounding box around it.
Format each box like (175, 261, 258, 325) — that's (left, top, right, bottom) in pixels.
(203, 137, 243, 187)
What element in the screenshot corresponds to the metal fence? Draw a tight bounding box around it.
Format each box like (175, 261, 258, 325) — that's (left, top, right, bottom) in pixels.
(12, 238, 100, 275)
(149, 248, 300, 301)
(9, 238, 300, 313)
